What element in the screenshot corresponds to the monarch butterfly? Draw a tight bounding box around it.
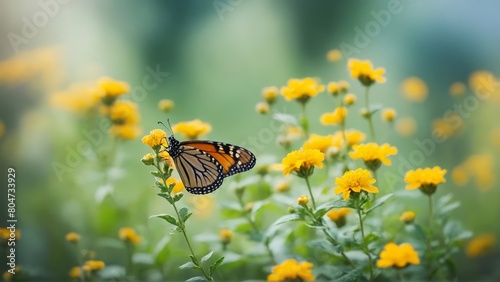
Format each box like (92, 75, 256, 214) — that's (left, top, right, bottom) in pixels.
(164, 131, 256, 195)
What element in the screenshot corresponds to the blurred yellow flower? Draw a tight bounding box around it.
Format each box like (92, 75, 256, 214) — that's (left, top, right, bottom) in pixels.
(326, 208, 350, 228)
(262, 86, 279, 104)
(303, 133, 334, 153)
(277, 126, 304, 148)
(320, 107, 347, 126)
(401, 77, 428, 102)
(280, 77, 324, 103)
(451, 166, 469, 186)
(98, 76, 130, 104)
(267, 259, 315, 282)
(0, 120, 4, 138)
(282, 148, 324, 177)
(173, 119, 212, 140)
(463, 154, 495, 191)
(327, 49, 342, 62)
(344, 93, 357, 105)
(274, 180, 290, 192)
(466, 234, 496, 257)
(432, 118, 458, 139)
(469, 70, 494, 93)
(404, 166, 447, 194)
(297, 195, 309, 206)
(158, 99, 174, 112)
(65, 232, 80, 244)
(327, 82, 339, 96)
(399, 211, 416, 224)
(449, 82, 466, 96)
(0, 228, 20, 241)
(108, 100, 139, 125)
(396, 117, 417, 137)
(349, 143, 398, 170)
(334, 168, 378, 200)
(51, 83, 103, 113)
(219, 227, 233, 244)
(344, 129, 366, 146)
(68, 267, 82, 279)
(189, 195, 215, 219)
(376, 242, 420, 268)
(338, 80, 349, 92)
(118, 227, 141, 245)
(381, 108, 397, 122)
(82, 260, 105, 272)
(142, 129, 167, 150)
(255, 102, 270, 114)
(166, 177, 185, 194)
(347, 58, 386, 86)
(110, 124, 141, 140)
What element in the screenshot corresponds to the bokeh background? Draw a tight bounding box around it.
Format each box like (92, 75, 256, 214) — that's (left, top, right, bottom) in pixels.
(1, 0, 500, 280)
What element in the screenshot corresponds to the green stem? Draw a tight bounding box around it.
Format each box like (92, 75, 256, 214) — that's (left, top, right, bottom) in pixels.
(426, 194, 434, 280)
(372, 170, 378, 203)
(364, 87, 376, 141)
(300, 102, 309, 137)
(304, 176, 317, 210)
(126, 243, 134, 276)
(356, 197, 373, 280)
(397, 268, 405, 282)
(321, 229, 355, 267)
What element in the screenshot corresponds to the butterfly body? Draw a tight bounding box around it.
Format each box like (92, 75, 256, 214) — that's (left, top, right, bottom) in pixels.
(166, 135, 256, 194)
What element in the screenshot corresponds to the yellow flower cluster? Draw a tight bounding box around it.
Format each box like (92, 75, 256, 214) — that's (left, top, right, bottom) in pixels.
(98, 76, 130, 105)
(348, 59, 386, 86)
(267, 259, 315, 281)
(0, 228, 20, 241)
(173, 119, 212, 140)
(142, 129, 168, 150)
(82, 260, 105, 272)
(327, 208, 350, 228)
(452, 154, 495, 191)
(326, 49, 342, 62)
(280, 77, 324, 103)
(376, 242, 420, 268)
(158, 99, 175, 112)
(118, 227, 142, 245)
(334, 168, 379, 200)
(349, 143, 397, 170)
(320, 106, 348, 126)
(50, 83, 103, 113)
(282, 148, 324, 177)
(302, 134, 334, 153)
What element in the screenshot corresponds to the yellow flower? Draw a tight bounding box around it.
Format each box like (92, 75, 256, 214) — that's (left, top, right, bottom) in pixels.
(0, 228, 20, 242)
(142, 129, 168, 150)
(344, 129, 366, 146)
(158, 99, 174, 112)
(118, 227, 141, 245)
(326, 208, 350, 228)
(166, 177, 185, 194)
(274, 180, 290, 193)
(320, 106, 347, 126)
(82, 260, 105, 272)
(50, 83, 103, 113)
(432, 118, 458, 139)
(466, 234, 496, 257)
(399, 211, 415, 224)
(0, 120, 4, 138)
(297, 195, 309, 206)
(110, 124, 141, 140)
(469, 70, 495, 93)
(267, 259, 315, 282)
(280, 77, 324, 103)
(189, 195, 215, 219)
(255, 102, 269, 114)
(173, 119, 212, 140)
(343, 93, 357, 105)
(108, 100, 140, 125)
(462, 154, 495, 191)
(69, 267, 82, 279)
(262, 86, 279, 104)
(327, 82, 339, 96)
(381, 108, 397, 122)
(349, 143, 398, 170)
(376, 242, 420, 268)
(338, 80, 349, 92)
(401, 77, 428, 102)
(347, 58, 386, 86)
(98, 76, 130, 104)
(141, 153, 155, 166)
(65, 232, 80, 244)
(334, 168, 378, 200)
(404, 166, 447, 195)
(282, 148, 324, 177)
(396, 117, 417, 137)
(449, 82, 466, 96)
(302, 134, 334, 153)
(219, 228, 233, 244)
(451, 166, 468, 186)
(327, 49, 342, 62)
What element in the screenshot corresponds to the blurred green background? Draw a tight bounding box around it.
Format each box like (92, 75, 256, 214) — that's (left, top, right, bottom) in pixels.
(1, 0, 500, 280)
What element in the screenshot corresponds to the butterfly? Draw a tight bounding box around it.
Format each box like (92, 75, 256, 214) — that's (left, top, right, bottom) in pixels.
(164, 133, 256, 195)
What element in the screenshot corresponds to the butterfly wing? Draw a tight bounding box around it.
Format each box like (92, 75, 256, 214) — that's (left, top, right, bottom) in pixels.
(173, 144, 225, 195)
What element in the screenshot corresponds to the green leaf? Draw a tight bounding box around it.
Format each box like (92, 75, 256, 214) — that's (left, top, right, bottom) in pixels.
(308, 239, 343, 254)
(273, 113, 298, 126)
(179, 261, 199, 270)
(209, 256, 225, 276)
(150, 214, 178, 226)
(405, 224, 427, 241)
(233, 222, 253, 233)
(189, 255, 199, 266)
(365, 193, 393, 215)
(369, 104, 383, 115)
(439, 202, 460, 215)
(270, 214, 302, 227)
(364, 232, 381, 245)
(314, 199, 351, 218)
(201, 251, 214, 265)
(157, 193, 173, 204)
(179, 207, 192, 222)
(150, 171, 163, 178)
(185, 276, 206, 282)
(173, 193, 184, 202)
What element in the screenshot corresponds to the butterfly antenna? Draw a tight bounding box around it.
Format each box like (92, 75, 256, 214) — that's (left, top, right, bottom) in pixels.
(158, 119, 174, 136)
